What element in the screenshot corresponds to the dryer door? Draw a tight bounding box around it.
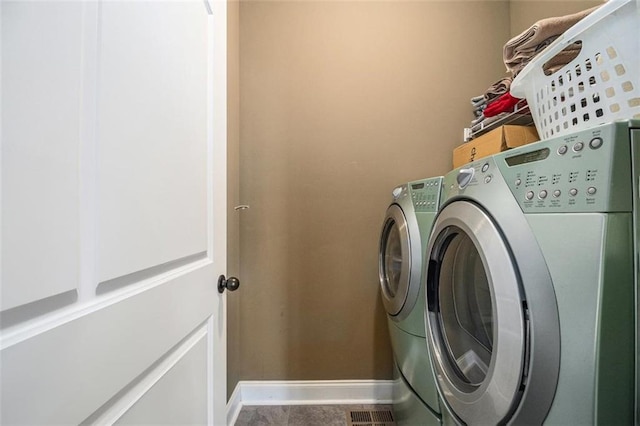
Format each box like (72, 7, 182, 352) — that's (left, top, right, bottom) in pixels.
(379, 204, 420, 319)
(425, 201, 526, 425)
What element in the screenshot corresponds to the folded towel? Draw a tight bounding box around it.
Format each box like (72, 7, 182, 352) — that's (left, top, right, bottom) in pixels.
(508, 39, 582, 76)
(506, 36, 558, 69)
(471, 96, 486, 109)
(504, 5, 600, 75)
(483, 92, 522, 118)
(483, 77, 512, 102)
(540, 41, 582, 75)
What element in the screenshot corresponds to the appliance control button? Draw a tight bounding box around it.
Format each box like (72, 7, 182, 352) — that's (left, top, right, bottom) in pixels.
(569, 188, 578, 196)
(525, 191, 535, 200)
(481, 163, 490, 173)
(457, 168, 475, 189)
(558, 145, 568, 155)
(484, 175, 492, 184)
(515, 179, 522, 186)
(553, 189, 561, 197)
(587, 187, 597, 195)
(392, 187, 403, 198)
(573, 142, 584, 152)
(589, 137, 603, 149)
(539, 190, 548, 199)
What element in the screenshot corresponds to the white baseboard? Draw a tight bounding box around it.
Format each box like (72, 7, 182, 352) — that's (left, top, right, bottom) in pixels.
(226, 383, 243, 426)
(226, 379, 394, 425)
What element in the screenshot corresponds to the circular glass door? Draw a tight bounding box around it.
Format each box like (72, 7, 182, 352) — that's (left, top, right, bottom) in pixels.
(425, 201, 526, 425)
(379, 203, 420, 319)
(438, 229, 493, 386)
(381, 218, 403, 299)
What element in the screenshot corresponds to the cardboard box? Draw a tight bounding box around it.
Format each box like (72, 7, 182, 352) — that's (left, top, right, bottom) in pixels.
(453, 125, 539, 168)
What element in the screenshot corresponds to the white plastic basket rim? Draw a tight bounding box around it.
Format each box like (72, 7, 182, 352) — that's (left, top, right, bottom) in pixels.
(511, 0, 634, 98)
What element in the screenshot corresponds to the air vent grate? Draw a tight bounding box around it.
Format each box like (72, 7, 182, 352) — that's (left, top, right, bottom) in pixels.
(347, 409, 395, 426)
(372, 410, 394, 422)
(351, 411, 372, 422)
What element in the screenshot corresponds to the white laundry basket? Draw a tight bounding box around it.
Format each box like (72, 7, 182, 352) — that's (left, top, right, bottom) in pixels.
(510, 0, 640, 140)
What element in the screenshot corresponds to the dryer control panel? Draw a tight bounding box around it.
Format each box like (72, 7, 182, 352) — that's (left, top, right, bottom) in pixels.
(493, 121, 636, 213)
(409, 177, 443, 213)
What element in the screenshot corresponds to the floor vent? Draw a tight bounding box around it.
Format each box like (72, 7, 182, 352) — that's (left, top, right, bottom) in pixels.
(347, 409, 395, 426)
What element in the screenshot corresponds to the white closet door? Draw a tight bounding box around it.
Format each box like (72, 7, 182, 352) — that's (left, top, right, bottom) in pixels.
(0, 1, 228, 424)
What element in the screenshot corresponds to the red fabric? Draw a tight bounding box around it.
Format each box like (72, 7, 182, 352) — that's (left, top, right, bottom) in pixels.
(483, 92, 522, 117)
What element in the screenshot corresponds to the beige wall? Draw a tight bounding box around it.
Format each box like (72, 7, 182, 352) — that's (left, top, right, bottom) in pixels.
(233, 0, 510, 387)
(227, 0, 605, 399)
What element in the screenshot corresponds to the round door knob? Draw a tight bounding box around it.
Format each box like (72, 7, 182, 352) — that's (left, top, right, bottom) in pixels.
(218, 275, 240, 293)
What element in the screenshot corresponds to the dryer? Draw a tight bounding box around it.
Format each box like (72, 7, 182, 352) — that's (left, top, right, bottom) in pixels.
(423, 120, 639, 425)
(378, 177, 443, 425)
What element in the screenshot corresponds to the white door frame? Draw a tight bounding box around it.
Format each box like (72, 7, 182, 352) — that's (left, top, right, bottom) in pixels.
(209, 0, 229, 423)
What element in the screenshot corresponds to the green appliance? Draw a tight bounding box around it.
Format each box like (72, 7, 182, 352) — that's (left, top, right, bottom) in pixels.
(424, 120, 638, 424)
(379, 177, 443, 425)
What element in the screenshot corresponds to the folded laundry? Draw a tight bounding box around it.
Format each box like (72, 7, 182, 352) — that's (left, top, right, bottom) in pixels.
(471, 95, 486, 108)
(503, 5, 600, 75)
(468, 77, 520, 132)
(506, 36, 558, 70)
(468, 77, 518, 131)
(540, 41, 582, 74)
(470, 94, 488, 123)
(484, 92, 522, 118)
(508, 40, 582, 77)
(484, 77, 512, 102)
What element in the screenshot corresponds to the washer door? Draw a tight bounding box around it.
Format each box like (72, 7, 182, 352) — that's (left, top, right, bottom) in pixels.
(379, 204, 420, 319)
(425, 201, 526, 425)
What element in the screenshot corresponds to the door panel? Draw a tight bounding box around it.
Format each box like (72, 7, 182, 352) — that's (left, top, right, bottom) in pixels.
(1, 1, 227, 424)
(97, 1, 208, 283)
(1, 269, 214, 424)
(1, 1, 83, 311)
(115, 336, 209, 425)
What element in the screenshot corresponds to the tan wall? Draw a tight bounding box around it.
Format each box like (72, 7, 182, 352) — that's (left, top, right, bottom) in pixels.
(227, 0, 606, 399)
(233, 0, 510, 386)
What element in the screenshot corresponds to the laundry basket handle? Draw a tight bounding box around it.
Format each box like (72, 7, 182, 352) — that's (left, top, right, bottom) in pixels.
(511, 0, 632, 97)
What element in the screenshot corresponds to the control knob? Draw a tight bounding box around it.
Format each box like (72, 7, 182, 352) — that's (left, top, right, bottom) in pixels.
(457, 168, 475, 189)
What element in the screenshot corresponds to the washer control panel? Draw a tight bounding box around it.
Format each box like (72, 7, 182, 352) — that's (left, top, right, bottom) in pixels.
(494, 122, 633, 213)
(409, 177, 443, 213)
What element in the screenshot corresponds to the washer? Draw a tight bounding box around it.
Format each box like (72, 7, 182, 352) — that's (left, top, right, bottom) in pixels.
(378, 177, 443, 424)
(424, 120, 639, 425)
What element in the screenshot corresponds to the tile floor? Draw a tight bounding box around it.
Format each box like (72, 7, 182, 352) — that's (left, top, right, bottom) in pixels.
(234, 404, 395, 426)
